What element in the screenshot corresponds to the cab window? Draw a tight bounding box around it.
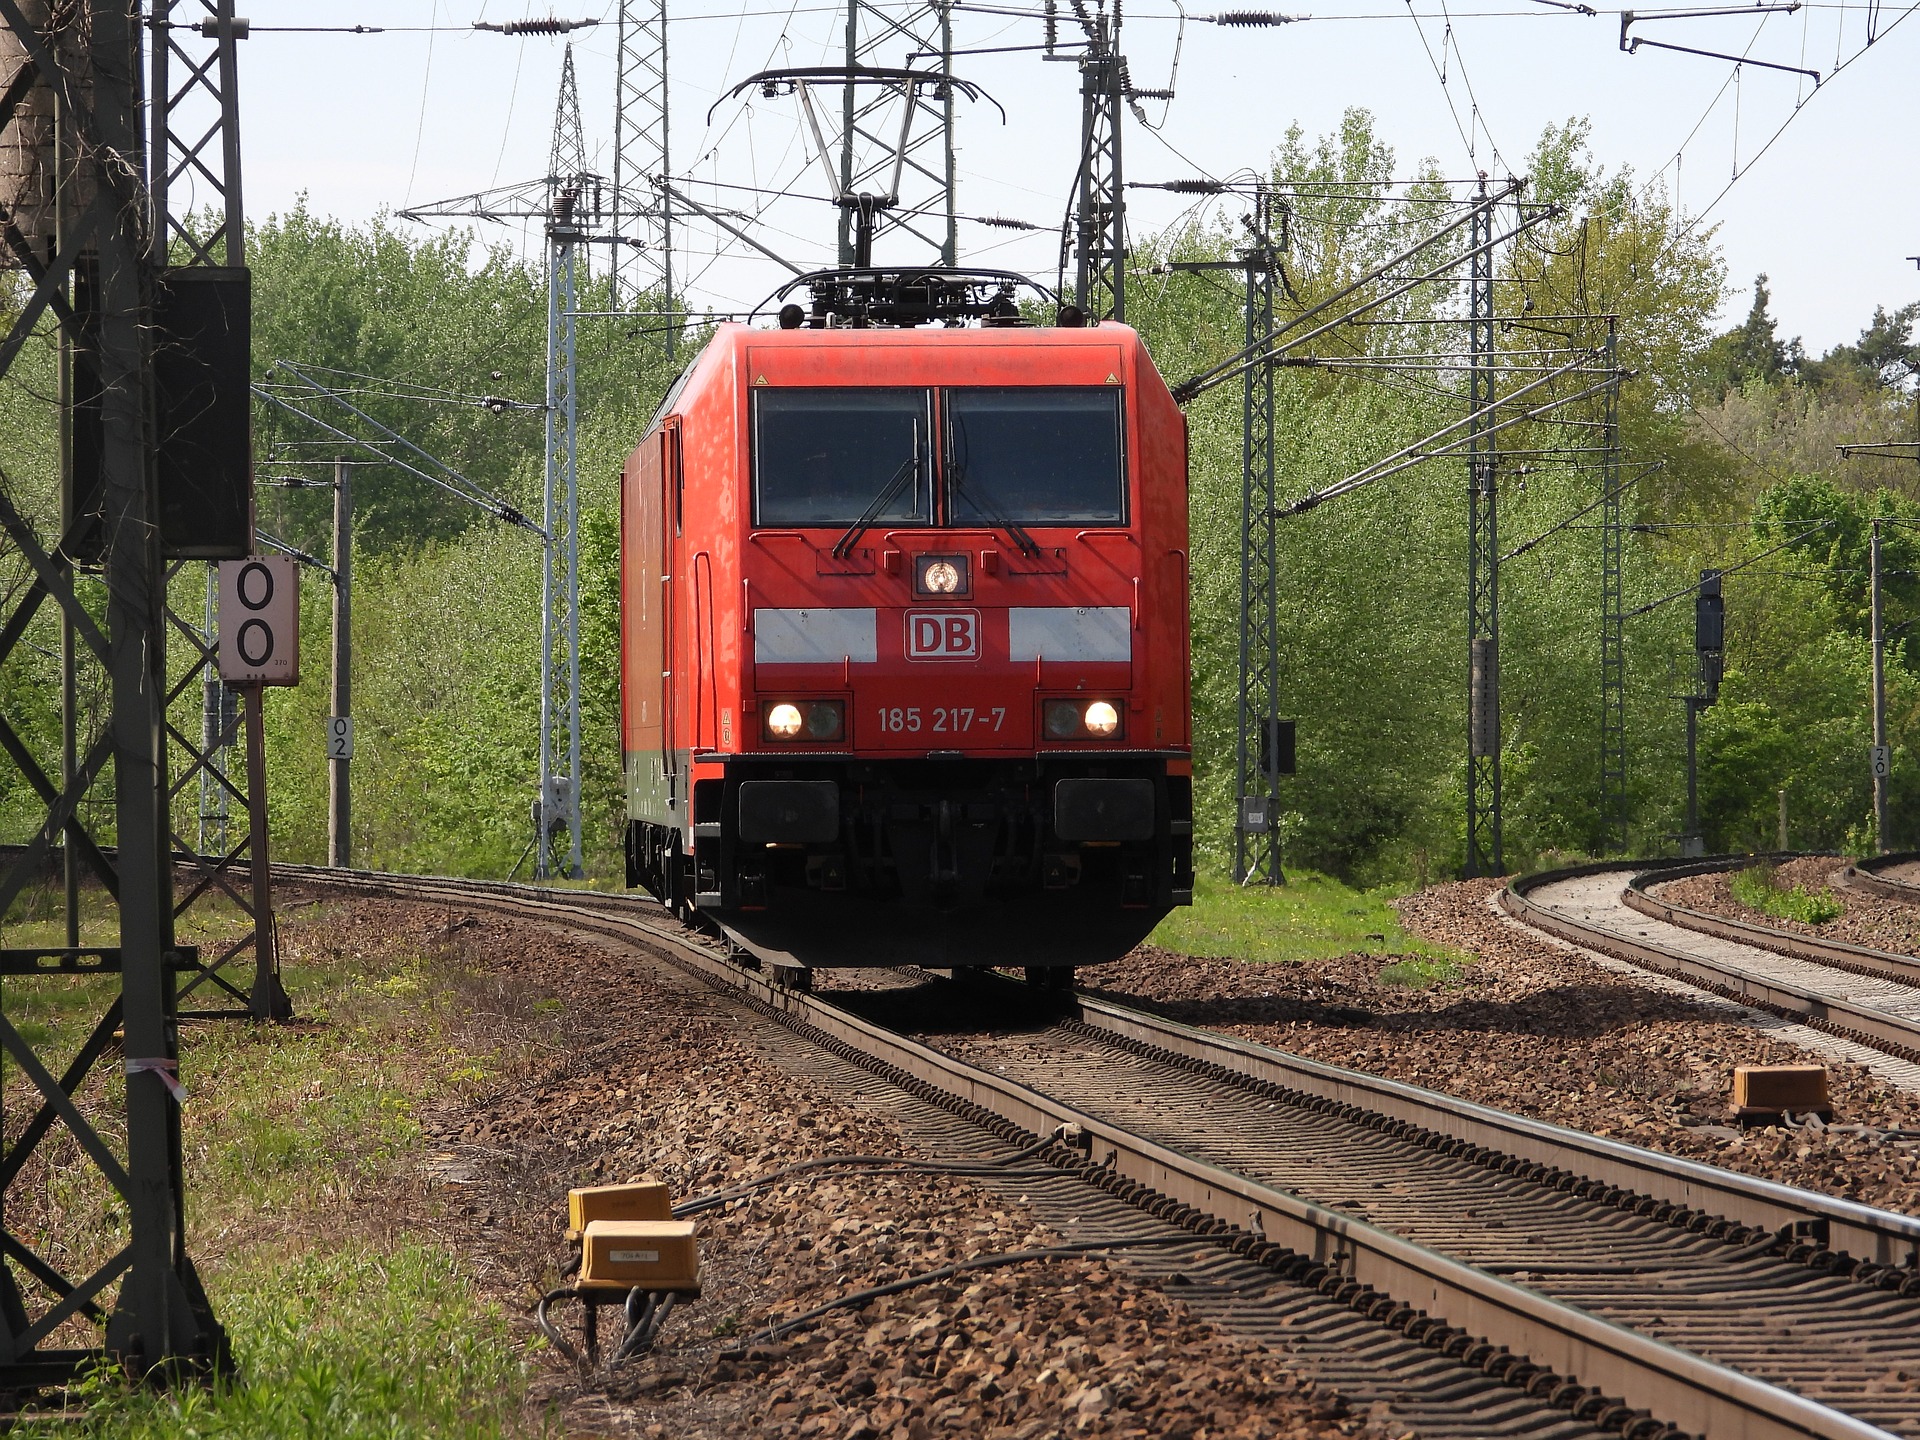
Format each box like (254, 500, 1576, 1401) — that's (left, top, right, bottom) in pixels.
(944, 388, 1126, 526)
(752, 388, 930, 527)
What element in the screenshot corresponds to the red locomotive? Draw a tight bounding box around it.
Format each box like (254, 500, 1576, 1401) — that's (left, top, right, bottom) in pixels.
(620, 272, 1192, 979)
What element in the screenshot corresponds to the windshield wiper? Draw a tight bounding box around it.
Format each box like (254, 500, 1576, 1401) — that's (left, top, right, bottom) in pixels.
(832, 452, 920, 559)
(950, 467, 1041, 559)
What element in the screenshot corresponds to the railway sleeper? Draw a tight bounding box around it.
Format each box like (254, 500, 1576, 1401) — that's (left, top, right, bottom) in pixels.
(712, 973, 1698, 1440)
(1057, 1014, 1920, 1301)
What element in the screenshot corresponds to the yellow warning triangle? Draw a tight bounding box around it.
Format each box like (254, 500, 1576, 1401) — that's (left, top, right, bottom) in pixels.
(1105, 373, 1119, 384)
(754, 374, 770, 386)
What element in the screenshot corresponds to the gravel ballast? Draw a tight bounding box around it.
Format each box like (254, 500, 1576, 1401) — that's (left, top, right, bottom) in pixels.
(1084, 878, 1920, 1213)
(1653, 856, 1920, 955)
(281, 891, 1353, 1440)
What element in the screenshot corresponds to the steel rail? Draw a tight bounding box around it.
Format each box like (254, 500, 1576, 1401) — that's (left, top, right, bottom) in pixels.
(1841, 853, 1920, 904)
(276, 862, 1901, 1440)
(1066, 988, 1920, 1271)
(1618, 857, 1920, 987)
(1502, 860, 1920, 1063)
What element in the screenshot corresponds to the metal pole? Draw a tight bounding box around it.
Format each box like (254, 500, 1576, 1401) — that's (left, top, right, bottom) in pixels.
(1599, 318, 1626, 852)
(1234, 228, 1280, 884)
(330, 459, 352, 868)
(1872, 517, 1889, 852)
(1684, 700, 1700, 856)
(61, 607, 78, 946)
(1464, 179, 1502, 877)
(99, 0, 198, 1364)
(243, 684, 289, 1021)
(839, 0, 860, 266)
(939, 0, 957, 265)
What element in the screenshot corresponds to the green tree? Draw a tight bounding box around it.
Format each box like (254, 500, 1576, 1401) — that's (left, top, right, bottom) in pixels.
(1699, 274, 1803, 396)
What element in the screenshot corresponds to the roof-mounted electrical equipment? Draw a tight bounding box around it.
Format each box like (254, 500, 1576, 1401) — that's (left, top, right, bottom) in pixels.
(761, 267, 1061, 329)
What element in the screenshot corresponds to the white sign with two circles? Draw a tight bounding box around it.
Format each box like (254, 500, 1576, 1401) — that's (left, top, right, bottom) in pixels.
(217, 557, 301, 686)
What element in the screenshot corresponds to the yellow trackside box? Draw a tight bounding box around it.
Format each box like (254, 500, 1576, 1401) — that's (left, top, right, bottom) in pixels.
(1733, 1064, 1831, 1114)
(568, 1180, 672, 1234)
(580, 1220, 699, 1290)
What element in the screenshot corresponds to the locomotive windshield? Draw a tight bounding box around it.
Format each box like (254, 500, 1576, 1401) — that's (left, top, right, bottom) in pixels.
(945, 389, 1125, 526)
(753, 389, 929, 527)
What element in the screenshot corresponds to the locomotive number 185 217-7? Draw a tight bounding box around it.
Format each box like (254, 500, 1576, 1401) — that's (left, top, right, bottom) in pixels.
(876, 705, 1007, 734)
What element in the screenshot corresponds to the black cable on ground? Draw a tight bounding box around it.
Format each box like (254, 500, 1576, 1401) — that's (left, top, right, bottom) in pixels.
(536, 1286, 588, 1363)
(742, 1233, 1208, 1346)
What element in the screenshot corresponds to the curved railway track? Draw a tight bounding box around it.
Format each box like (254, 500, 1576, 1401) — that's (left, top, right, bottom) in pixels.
(1844, 854, 1920, 905)
(274, 862, 1920, 1440)
(1504, 860, 1920, 1068)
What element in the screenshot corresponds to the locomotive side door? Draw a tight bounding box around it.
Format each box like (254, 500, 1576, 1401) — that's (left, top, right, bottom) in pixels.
(623, 422, 677, 825)
(660, 417, 681, 810)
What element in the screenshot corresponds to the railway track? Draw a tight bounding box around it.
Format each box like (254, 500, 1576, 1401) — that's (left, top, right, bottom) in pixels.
(1844, 854, 1920, 905)
(1504, 859, 1920, 1069)
(278, 863, 1920, 1440)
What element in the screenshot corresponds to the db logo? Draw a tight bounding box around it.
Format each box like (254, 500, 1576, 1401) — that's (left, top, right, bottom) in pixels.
(906, 610, 978, 660)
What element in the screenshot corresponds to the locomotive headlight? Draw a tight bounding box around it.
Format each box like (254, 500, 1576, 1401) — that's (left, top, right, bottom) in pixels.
(803, 700, 845, 741)
(914, 553, 970, 598)
(1044, 699, 1122, 741)
(923, 560, 961, 594)
(767, 703, 804, 739)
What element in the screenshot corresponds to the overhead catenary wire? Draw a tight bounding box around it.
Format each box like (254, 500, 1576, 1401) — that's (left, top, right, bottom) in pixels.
(1620, 520, 1837, 617)
(1500, 461, 1661, 561)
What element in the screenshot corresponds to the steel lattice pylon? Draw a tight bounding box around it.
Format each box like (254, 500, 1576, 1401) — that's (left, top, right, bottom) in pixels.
(1068, 15, 1124, 321)
(1464, 182, 1502, 878)
(1598, 320, 1627, 852)
(152, 0, 289, 1020)
(613, 0, 670, 337)
(395, 45, 610, 882)
(836, 0, 957, 265)
(1236, 220, 1281, 882)
(541, 46, 588, 880)
(0, 0, 231, 1384)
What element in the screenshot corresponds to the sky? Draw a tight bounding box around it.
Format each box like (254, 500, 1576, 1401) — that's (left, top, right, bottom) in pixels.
(219, 0, 1920, 354)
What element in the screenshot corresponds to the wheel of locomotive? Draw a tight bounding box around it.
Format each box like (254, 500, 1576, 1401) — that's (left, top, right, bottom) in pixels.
(1024, 966, 1074, 996)
(664, 834, 693, 924)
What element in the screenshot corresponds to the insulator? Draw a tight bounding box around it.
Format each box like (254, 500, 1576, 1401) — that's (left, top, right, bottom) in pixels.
(479, 18, 598, 35)
(1211, 10, 1300, 23)
(1044, 0, 1058, 50)
(1161, 179, 1228, 194)
(1129, 87, 1175, 99)
(972, 215, 1041, 230)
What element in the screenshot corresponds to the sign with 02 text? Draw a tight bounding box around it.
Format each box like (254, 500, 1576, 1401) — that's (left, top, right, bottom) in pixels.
(218, 556, 300, 686)
(327, 716, 354, 760)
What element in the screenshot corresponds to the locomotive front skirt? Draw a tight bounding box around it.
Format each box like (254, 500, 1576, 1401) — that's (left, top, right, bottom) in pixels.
(620, 320, 1194, 970)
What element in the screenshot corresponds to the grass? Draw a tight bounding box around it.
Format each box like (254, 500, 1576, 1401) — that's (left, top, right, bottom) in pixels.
(54, 1247, 535, 1439)
(1728, 864, 1845, 926)
(1149, 870, 1466, 982)
(0, 887, 554, 1438)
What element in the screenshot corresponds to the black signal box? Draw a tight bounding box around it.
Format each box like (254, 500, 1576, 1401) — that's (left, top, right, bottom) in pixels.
(67, 267, 253, 561)
(1259, 718, 1297, 778)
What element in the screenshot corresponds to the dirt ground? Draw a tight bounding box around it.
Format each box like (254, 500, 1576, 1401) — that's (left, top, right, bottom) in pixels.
(278, 890, 1352, 1440)
(263, 874, 1920, 1437)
